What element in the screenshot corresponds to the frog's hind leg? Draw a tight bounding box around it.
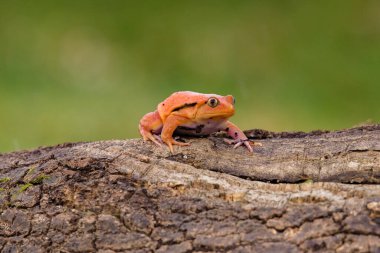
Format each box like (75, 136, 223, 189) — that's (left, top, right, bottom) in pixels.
(139, 111, 163, 146)
(222, 121, 254, 152)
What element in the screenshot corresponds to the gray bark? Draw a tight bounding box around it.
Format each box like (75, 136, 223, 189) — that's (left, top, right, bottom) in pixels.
(0, 125, 379, 252)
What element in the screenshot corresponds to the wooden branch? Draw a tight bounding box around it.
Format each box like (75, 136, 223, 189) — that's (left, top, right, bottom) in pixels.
(0, 125, 379, 252)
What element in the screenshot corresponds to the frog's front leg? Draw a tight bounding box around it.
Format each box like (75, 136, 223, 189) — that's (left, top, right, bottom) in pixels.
(139, 111, 164, 146)
(223, 121, 253, 152)
(161, 115, 190, 153)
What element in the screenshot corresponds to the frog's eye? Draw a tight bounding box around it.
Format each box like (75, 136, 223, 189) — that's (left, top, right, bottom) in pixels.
(232, 97, 235, 105)
(207, 97, 219, 108)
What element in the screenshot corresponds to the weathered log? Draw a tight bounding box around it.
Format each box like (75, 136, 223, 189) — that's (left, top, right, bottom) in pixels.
(0, 125, 379, 252)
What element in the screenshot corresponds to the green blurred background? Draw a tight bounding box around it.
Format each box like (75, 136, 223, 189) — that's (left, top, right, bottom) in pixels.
(1, 1, 379, 153)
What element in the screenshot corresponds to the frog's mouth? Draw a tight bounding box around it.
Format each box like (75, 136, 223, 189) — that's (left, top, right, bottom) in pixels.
(195, 110, 235, 119)
(194, 102, 235, 119)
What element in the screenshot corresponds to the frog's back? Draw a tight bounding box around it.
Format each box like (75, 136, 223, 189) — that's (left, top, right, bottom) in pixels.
(157, 91, 207, 121)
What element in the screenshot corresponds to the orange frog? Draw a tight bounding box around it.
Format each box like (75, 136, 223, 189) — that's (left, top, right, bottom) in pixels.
(139, 91, 253, 153)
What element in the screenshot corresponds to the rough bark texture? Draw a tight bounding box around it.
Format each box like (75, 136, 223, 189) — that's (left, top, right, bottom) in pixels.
(0, 125, 379, 253)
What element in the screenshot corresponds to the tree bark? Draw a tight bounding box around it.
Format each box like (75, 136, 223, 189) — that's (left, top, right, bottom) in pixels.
(0, 125, 379, 252)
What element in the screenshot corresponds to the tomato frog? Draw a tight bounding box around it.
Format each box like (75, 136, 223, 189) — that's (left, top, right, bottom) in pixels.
(139, 91, 256, 153)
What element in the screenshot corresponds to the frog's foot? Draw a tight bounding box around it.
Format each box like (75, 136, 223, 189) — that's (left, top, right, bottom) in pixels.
(223, 138, 255, 153)
(162, 137, 190, 154)
(141, 131, 163, 147)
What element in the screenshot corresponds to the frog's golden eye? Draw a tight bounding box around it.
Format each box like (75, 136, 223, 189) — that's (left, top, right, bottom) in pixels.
(207, 97, 219, 108)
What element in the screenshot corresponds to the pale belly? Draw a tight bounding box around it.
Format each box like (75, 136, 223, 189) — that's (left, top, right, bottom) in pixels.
(174, 119, 228, 136)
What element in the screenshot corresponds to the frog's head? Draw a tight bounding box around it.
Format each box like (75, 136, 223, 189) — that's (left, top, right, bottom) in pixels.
(195, 94, 235, 119)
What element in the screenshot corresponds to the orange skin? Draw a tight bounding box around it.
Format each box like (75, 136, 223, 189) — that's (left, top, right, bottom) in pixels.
(139, 91, 253, 153)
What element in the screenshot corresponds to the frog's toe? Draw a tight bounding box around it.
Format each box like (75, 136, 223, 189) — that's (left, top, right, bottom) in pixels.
(154, 134, 164, 144)
(167, 142, 174, 154)
(150, 138, 163, 147)
(233, 140, 253, 152)
(223, 138, 235, 145)
(162, 138, 190, 154)
(172, 140, 190, 146)
(143, 132, 163, 147)
(224, 138, 253, 152)
(243, 140, 253, 153)
(233, 141, 243, 149)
